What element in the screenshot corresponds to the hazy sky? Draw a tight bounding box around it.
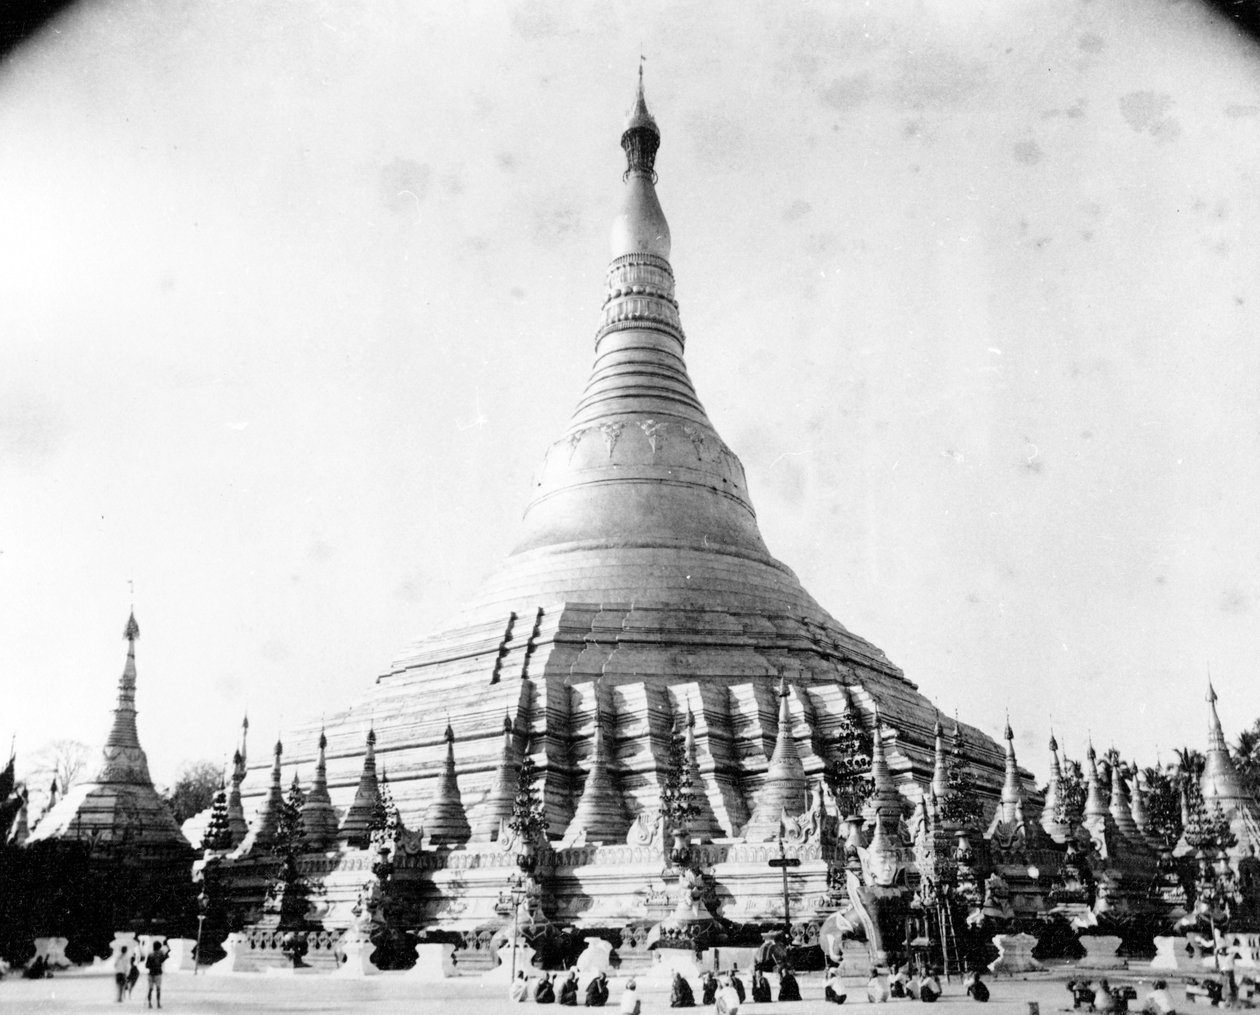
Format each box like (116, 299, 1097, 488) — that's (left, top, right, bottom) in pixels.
(3, 0, 1259, 799)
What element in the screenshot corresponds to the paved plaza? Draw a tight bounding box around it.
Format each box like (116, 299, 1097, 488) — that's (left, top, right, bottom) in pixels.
(0, 967, 1179, 1015)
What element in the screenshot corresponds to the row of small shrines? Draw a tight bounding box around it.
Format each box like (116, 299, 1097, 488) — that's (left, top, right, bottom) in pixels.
(185, 679, 1260, 949)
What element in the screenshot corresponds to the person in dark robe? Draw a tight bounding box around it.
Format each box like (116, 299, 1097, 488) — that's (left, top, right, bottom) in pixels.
(558, 970, 579, 1006)
(701, 971, 718, 1005)
(917, 969, 940, 1003)
(965, 969, 989, 1003)
(730, 966, 746, 1003)
(585, 971, 610, 1007)
(535, 973, 556, 1004)
(778, 965, 801, 1003)
(671, 971, 696, 1008)
(824, 966, 846, 1004)
(751, 969, 772, 1003)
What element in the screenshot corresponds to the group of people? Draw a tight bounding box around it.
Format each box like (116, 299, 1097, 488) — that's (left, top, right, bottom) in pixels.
(510, 968, 611, 1006)
(111, 943, 167, 1007)
(1069, 977, 1170, 1015)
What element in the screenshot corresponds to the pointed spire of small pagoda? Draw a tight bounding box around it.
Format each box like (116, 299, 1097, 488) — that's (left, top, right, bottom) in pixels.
(1108, 752, 1140, 839)
(424, 722, 472, 846)
(1040, 730, 1069, 842)
(563, 705, 629, 845)
(1083, 741, 1108, 822)
(743, 676, 808, 841)
(338, 726, 381, 848)
(866, 704, 903, 831)
(299, 727, 340, 850)
(472, 712, 522, 841)
(97, 610, 151, 784)
(239, 738, 284, 854)
(1202, 679, 1248, 807)
(1129, 764, 1157, 846)
(226, 714, 249, 845)
(998, 715, 1023, 824)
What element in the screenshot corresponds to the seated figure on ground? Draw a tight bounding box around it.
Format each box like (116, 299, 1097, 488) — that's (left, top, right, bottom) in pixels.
(867, 969, 891, 1004)
(535, 973, 556, 1004)
(716, 976, 742, 1015)
(700, 971, 717, 1006)
(1142, 980, 1176, 1015)
(917, 969, 941, 1003)
(750, 969, 772, 1004)
(965, 969, 990, 1003)
(778, 965, 801, 1003)
(558, 970, 579, 1007)
(510, 970, 530, 1002)
(671, 971, 696, 1008)
(585, 971, 609, 1008)
(824, 966, 846, 1004)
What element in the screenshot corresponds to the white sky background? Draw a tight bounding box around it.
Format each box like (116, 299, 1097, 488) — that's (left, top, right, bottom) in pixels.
(2, 0, 1259, 797)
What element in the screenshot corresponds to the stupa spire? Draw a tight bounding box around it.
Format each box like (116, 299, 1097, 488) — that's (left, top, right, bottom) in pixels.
(1083, 741, 1108, 821)
(563, 706, 629, 845)
(1108, 753, 1140, 838)
(239, 738, 284, 854)
(866, 706, 903, 830)
(997, 716, 1022, 824)
(338, 726, 380, 848)
(743, 676, 808, 841)
(424, 723, 472, 846)
(1202, 680, 1248, 806)
(472, 713, 520, 841)
(97, 611, 153, 784)
(226, 715, 250, 845)
(299, 727, 339, 850)
(1040, 730, 1069, 842)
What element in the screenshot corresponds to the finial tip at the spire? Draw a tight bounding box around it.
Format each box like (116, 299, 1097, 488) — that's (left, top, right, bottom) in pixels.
(444, 723, 455, 743)
(123, 611, 140, 642)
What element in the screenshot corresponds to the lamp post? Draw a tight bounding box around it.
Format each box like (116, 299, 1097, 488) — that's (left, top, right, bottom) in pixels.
(508, 875, 528, 985)
(193, 889, 208, 976)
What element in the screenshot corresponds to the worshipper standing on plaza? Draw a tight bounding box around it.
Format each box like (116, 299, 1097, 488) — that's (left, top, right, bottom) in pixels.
(1142, 980, 1176, 1015)
(750, 968, 772, 1003)
(777, 964, 801, 1003)
(916, 968, 941, 1003)
(671, 971, 696, 1008)
(536, 972, 557, 1004)
(1220, 949, 1239, 1007)
(867, 969, 891, 1004)
(113, 946, 132, 1003)
(824, 965, 846, 1004)
(700, 970, 718, 1006)
(585, 971, 610, 1007)
(964, 968, 990, 1003)
(511, 970, 531, 1002)
(126, 950, 141, 998)
(145, 942, 168, 1009)
(715, 975, 742, 1015)
(620, 978, 642, 1015)
(558, 969, 580, 1006)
